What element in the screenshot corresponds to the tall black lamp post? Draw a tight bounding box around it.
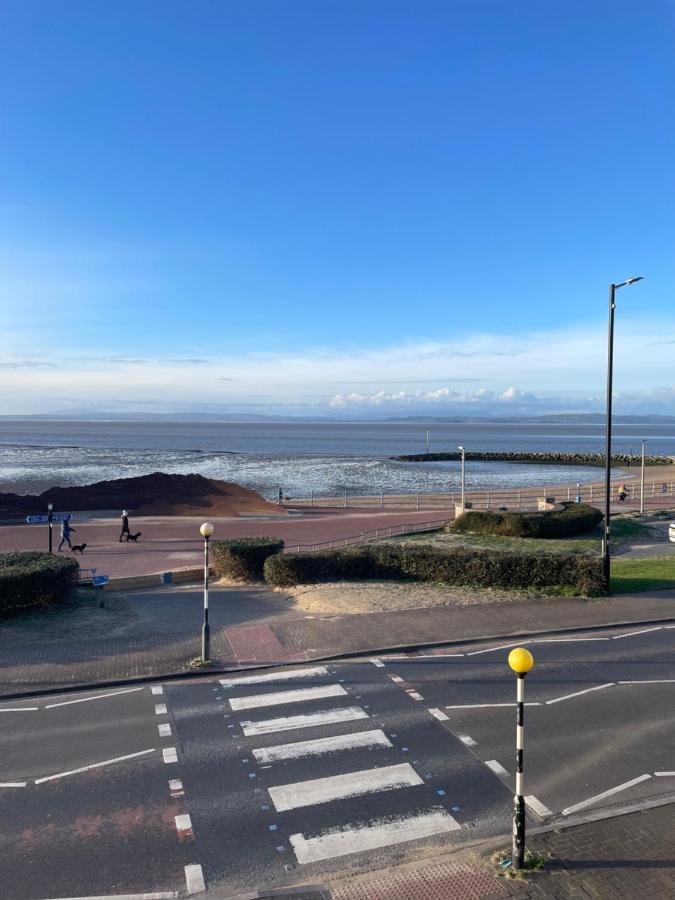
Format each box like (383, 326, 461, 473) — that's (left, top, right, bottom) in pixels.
(602, 276, 644, 589)
(47, 503, 54, 554)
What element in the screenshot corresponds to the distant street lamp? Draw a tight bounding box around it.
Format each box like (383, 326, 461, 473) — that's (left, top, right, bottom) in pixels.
(200, 522, 214, 662)
(458, 445, 466, 511)
(47, 503, 54, 554)
(508, 646, 534, 872)
(640, 439, 647, 516)
(603, 276, 644, 589)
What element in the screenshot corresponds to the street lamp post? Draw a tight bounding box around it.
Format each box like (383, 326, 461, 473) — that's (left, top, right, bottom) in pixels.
(640, 439, 647, 516)
(47, 503, 54, 554)
(602, 276, 644, 590)
(508, 646, 534, 872)
(458, 445, 466, 511)
(200, 522, 214, 662)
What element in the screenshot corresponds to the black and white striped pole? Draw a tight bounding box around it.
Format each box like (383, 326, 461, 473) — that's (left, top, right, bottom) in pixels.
(508, 646, 534, 872)
(200, 522, 214, 662)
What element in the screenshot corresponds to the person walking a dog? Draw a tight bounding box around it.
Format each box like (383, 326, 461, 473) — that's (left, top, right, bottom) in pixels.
(58, 515, 75, 551)
(119, 510, 131, 542)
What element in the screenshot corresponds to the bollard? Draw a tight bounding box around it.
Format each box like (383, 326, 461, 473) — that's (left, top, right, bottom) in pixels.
(508, 647, 534, 871)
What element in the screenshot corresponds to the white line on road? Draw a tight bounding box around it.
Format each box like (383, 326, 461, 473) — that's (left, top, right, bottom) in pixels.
(428, 708, 449, 721)
(154, 703, 168, 715)
(169, 778, 183, 792)
(220, 666, 328, 688)
(525, 795, 553, 817)
(175, 814, 193, 833)
(445, 703, 541, 709)
(163, 747, 178, 764)
(242, 706, 369, 736)
(545, 683, 615, 705)
(467, 642, 530, 656)
(229, 683, 347, 711)
(369, 658, 385, 667)
(562, 774, 652, 816)
(184, 863, 206, 894)
(252, 729, 392, 764)
(457, 734, 477, 747)
(151, 685, 164, 695)
(611, 627, 662, 640)
(290, 809, 460, 864)
(388, 675, 404, 683)
(0, 781, 27, 787)
(0, 707, 39, 712)
(268, 763, 423, 811)
(655, 772, 675, 777)
(533, 638, 610, 643)
(35, 748, 156, 784)
(485, 760, 509, 777)
(618, 680, 675, 685)
(44, 687, 144, 709)
(40, 893, 179, 899)
(158, 724, 172, 737)
(406, 690, 424, 701)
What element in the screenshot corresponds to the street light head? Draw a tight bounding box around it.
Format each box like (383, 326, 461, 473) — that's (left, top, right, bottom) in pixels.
(200, 522, 214, 538)
(508, 647, 534, 675)
(47, 503, 53, 511)
(458, 445, 464, 452)
(625, 275, 644, 286)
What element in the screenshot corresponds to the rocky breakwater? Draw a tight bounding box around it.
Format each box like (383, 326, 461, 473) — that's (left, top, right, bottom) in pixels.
(0, 472, 283, 518)
(392, 451, 674, 467)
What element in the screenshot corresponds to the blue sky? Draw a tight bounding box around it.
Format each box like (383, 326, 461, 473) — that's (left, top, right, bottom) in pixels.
(0, 1, 673, 416)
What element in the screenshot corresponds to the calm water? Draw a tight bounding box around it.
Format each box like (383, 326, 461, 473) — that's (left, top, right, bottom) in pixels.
(0, 419, 671, 498)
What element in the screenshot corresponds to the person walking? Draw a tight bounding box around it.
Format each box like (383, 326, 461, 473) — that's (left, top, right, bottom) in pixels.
(58, 515, 75, 551)
(119, 509, 131, 542)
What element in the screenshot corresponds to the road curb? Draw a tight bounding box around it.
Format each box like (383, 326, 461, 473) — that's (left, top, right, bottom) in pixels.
(0, 614, 673, 702)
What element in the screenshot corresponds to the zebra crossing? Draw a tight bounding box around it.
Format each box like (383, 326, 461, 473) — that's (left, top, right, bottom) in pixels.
(220, 664, 462, 867)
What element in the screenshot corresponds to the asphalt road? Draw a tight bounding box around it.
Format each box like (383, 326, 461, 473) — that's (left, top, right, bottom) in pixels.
(0, 622, 672, 899)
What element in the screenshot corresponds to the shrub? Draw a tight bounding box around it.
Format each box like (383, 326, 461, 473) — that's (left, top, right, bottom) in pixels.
(449, 502, 602, 539)
(0, 551, 79, 614)
(263, 543, 604, 595)
(212, 537, 285, 581)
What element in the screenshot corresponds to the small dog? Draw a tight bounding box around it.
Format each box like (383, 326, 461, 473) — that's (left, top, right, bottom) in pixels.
(127, 531, 142, 542)
(71, 543, 87, 554)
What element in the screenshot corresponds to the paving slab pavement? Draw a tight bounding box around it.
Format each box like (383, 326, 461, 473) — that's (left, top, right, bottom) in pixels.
(0, 581, 674, 698)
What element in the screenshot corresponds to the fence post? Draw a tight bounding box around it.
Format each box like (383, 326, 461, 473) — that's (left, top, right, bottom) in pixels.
(310, 490, 314, 507)
(567, 486, 570, 501)
(652, 482, 655, 498)
(590, 485, 593, 503)
(416, 492, 420, 510)
(518, 490, 521, 510)
(380, 491, 384, 509)
(344, 489, 347, 509)
(487, 490, 491, 509)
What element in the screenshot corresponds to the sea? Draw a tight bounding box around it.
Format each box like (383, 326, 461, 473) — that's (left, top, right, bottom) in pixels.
(1, 419, 673, 501)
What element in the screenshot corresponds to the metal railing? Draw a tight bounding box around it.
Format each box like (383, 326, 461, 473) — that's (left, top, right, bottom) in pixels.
(285, 517, 450, 554)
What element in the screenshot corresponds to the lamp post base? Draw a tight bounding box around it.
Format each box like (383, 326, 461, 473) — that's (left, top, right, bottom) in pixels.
(201, 623, 210, 663)
(512, 793, 526, 871)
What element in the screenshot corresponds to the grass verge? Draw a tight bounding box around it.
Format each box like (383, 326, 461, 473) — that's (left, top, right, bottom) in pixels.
(611, 556, 675, 593)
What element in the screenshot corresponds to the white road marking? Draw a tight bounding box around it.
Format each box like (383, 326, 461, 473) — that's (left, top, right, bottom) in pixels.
(151, 685, 164, 695)
(252, 729, 391, 764)
(242, 706, 369, 736)
(169, 778, 183, 792)
(163, 747, 178, 764)
(655, 772, 675, 777)
(369, 658, 385, 667)
(220, 666, 328, 688)
(428, 708, 449, 721)
(533, 637, 610, 643)
(154, 703, 168, 715)
(184, 863, 206, 894)
(0, 781, 27, 787)
(612, 627, 662, 640)
(268, 763, 423, 811)
(467, 642, 530, 656)
(406, 691, 424, 701)
(388, 675, 404, 683)
(485, 760, 509, 777)
(35, 749, 156, 784)
(618, 680, 675, 684)
(289, 809, 461, 864)
(175, 814, 192, 833)
(445, 703, 541, 709)
(562, 774, 652, 816)
(525, 795, 553, 817)
(158, 724, 172, 737)
(545, 683, 614, 705)
(44, 687, 144, 709)
(229, 684, 347, 711)
(457, 734, 477, 747)
(40, 893, 178, 899)
(0, 707, 39, 712)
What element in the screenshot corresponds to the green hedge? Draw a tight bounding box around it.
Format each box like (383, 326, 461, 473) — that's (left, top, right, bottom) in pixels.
(0, 551, 79, 613)
(449, 502, 603, 538)
(212, 537, 285, 581)
(263, 543, 604, 594)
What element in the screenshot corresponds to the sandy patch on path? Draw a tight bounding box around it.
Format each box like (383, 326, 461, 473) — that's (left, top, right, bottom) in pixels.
(286, 581, 531, 615)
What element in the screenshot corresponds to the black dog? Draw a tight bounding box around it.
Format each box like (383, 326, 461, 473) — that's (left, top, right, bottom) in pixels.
(126, 531, 142, 542)
(71, 543, 87, 554)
